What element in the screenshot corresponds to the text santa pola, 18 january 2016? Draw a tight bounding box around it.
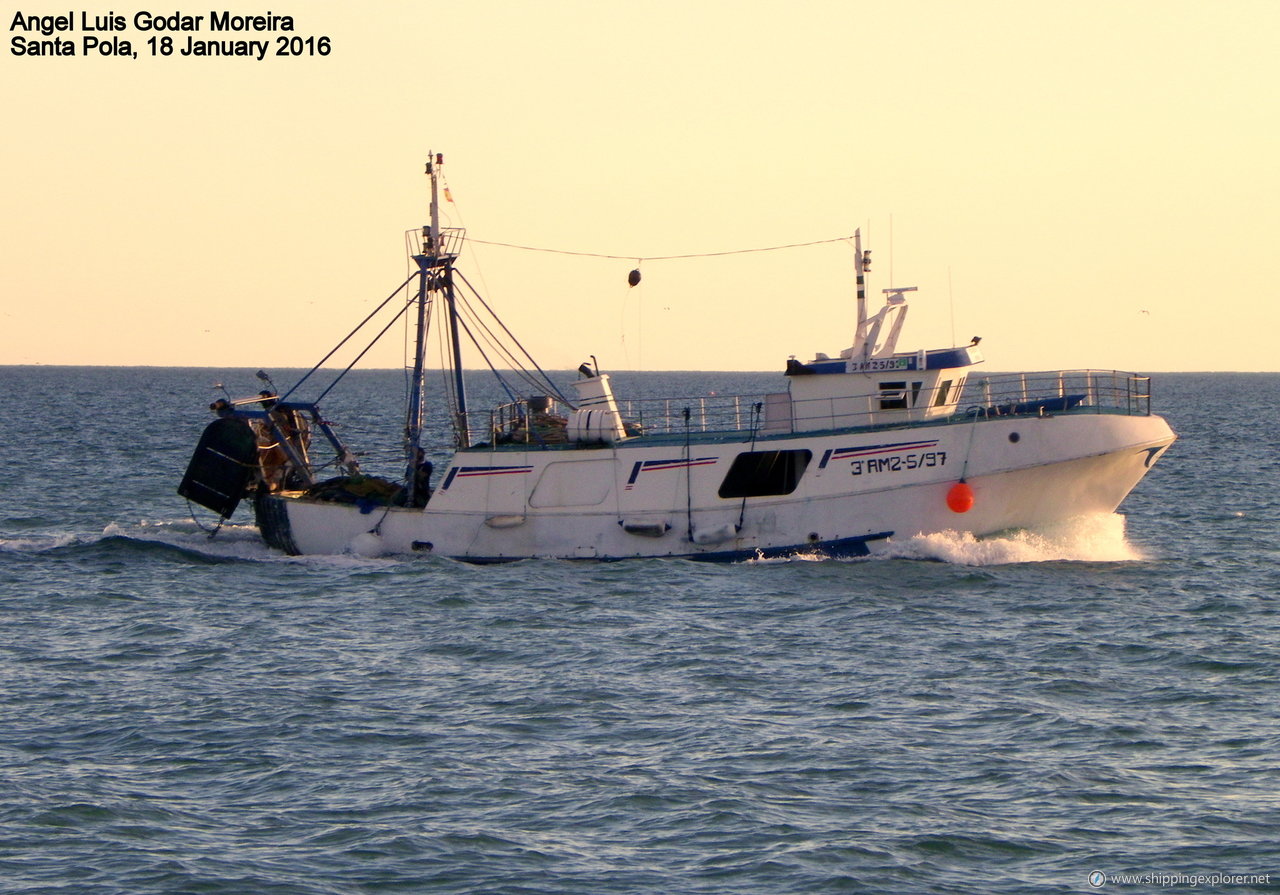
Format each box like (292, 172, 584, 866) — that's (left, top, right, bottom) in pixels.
(8, 11, 322, 59)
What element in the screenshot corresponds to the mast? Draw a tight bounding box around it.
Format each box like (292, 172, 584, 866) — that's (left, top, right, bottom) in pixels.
(431, 153, 470, 449)
(405, 259, 429, 460)
(852, 228, 873, 360)
(403, 159, 434, 501)
(405, 152, 472, 502)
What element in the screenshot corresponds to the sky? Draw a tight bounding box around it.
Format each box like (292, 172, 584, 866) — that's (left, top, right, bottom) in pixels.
(2, 0, 1277, 373)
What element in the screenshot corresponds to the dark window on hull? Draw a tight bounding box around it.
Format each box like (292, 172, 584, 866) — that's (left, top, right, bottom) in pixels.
(933, 380, 953, 407)
(718, 449, 812, 498)
(879, 381, 908, 410)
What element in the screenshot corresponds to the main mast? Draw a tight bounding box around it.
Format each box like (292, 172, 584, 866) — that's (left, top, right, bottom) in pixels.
(405, 153, 468, 503)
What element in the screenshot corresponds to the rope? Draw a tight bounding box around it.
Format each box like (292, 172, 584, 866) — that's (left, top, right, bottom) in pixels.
(452, 311, 520, 408)
(186, 498, 226, 538)
(454, 270, 573, 405)
(736, 402, 763, 533)
(683, 408, 694, 542)
(281, 271, 419, 403)
(452, 286, 555, 399)
(464, 234, 855, 262)
(402, 292, 436, 470)
(962, 426, 979, 478)
(312, 293, 417, 405)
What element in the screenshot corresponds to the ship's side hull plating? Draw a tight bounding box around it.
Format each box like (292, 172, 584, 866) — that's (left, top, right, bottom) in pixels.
(258, 411, 1175, 560)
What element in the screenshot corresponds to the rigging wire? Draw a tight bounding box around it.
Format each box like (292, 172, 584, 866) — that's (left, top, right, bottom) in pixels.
(451, 298, 524, 393)
(280, 271, 419, 402)
(462, 304, 557, 400)
(279, 178, 854, 459)
(402, 260, 415, 431)
(451, 311, 522, 409)
(403, 292, 436, 465)
(619, 261, 643, 375)
(453, 270, 572, 404)
(452, 296, 549, 401)
(462, 234, 856, 262)
(735, 402, 764, 534)
(683, 408, 694, 542)
(312, 293, 419, 405)
(435, 303, 460, 446)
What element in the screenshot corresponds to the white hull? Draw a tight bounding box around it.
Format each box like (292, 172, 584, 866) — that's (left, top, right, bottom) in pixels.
(257, 412, 1174, 561)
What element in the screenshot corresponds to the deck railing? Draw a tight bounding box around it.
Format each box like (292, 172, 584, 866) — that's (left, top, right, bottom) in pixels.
(960, 370, 1152, 419)
(483, 370, 1153, 443)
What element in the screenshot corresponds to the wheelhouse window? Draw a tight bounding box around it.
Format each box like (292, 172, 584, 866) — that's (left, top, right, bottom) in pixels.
(718, 449, 812, 499)
(879, 381, 908, 410)
(933, 380, 953, 407)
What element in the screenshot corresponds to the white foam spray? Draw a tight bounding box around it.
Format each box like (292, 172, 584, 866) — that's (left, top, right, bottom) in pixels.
(885, 512, 1145, 566)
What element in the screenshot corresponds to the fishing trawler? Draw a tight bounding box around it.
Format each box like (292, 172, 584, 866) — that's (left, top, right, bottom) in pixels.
(179, 156, 1175, 560)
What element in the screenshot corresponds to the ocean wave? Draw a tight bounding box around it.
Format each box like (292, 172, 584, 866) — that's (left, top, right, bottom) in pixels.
(0, 532, 85, 554)
(4, 513, 1144, 570)
(0, 521, 399, 569)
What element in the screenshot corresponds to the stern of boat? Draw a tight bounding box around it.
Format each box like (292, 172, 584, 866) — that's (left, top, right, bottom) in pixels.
(254, 492, 303, 555)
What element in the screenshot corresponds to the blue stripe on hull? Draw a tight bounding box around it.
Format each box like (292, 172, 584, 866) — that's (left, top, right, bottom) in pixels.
(458, 531, 894, 564)
(685, 531, 894, 563)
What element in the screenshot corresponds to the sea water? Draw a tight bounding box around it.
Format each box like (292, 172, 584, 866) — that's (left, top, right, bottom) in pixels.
(1, 368, 1278, 894)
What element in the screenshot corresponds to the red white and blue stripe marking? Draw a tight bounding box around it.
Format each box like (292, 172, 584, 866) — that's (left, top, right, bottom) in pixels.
(440, 464, 534, 491)
(819, 440, 940, 469)
(625, 456, 718, 490)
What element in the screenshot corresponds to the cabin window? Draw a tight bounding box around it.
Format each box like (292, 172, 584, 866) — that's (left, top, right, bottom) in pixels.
(879, 381, 908, 410)
(933, 380, 953, 407)
(718, 449, 812, 499)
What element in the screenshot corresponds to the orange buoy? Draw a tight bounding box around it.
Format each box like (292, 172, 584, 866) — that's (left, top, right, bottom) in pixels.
(946, 480, 975, 514)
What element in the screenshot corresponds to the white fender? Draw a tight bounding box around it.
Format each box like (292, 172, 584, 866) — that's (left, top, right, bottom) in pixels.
(349, 531, 386, 557)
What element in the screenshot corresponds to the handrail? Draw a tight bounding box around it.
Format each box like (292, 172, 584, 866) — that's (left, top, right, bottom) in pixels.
(478, 369, 1153, 444)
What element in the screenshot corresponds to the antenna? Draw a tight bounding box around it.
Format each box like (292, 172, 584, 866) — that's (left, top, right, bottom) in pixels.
(889, 214, 894, 288)
(948, 267, 956, 348)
